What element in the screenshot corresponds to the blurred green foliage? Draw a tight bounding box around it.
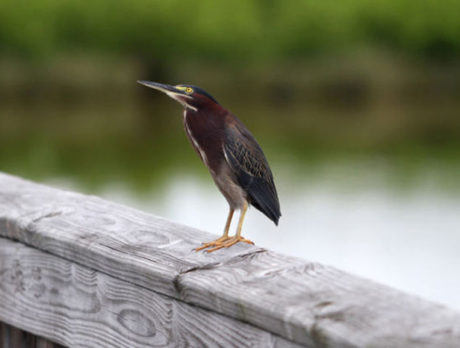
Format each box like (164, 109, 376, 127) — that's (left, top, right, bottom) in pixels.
(1, 0, 459, 60)
(0, 0, 459, 190)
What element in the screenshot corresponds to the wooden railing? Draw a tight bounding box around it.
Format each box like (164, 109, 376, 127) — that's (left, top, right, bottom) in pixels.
(1, 172, 459, 347)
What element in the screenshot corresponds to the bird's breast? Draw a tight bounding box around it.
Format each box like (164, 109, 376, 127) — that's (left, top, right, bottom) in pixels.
(183, 109, 225, 175)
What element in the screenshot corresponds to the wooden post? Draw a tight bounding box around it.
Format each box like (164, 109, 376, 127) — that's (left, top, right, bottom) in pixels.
(0, 322, 63, 348)
(0, 172, 460, 347)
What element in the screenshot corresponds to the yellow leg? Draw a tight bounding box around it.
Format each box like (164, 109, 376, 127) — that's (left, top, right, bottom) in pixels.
(235, 200, 248, 238)
(195, 208, 234, 251)
(206, 201, 254, 253)
(223, 208, 234, 238)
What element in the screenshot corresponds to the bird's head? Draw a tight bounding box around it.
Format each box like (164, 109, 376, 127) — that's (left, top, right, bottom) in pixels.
(137, 81, 219, 111)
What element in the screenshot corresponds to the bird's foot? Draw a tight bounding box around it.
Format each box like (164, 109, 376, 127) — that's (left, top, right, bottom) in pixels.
(203, 236, 254, 253)
(195, 235, 232, 252)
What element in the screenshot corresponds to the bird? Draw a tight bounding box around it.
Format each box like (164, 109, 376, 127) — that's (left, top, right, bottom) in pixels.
(138, 81, 281, 252)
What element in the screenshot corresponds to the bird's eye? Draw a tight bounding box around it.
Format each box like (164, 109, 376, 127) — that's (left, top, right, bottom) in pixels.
(186, 87, 193, 94)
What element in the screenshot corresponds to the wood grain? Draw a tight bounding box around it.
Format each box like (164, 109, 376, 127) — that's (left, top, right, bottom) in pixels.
(1, 172, 460, 347)
(0, 238, 301, 348)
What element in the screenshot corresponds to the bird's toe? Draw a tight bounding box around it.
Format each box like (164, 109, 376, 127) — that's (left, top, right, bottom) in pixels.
(195, 236, 231, 251)
(204, 235, 254, 253)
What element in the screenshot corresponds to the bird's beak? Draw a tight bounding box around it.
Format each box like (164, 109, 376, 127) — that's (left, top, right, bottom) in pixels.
(137, 80, 189, 99)
(137, 80, 196, 110)
(137, 81, 185, 95)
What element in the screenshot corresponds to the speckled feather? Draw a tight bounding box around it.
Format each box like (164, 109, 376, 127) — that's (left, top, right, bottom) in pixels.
(223, 120, 281, 224)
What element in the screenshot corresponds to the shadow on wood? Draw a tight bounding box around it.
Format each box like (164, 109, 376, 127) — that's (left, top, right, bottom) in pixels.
(0, 322, 64, 348)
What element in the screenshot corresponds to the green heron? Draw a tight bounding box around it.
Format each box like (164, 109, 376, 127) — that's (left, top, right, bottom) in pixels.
(138, 81, 281, 252)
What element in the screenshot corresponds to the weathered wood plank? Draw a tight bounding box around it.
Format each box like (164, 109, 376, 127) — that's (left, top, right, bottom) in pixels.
(23, 330, 38, 348)
(35, 338, 57, 348)
(0, 238, 301, 348)
(0, 322, 62, 348)
(9, 325, 24, 348)
(0, 322, 7, 348)
(1, 172, 460, 346)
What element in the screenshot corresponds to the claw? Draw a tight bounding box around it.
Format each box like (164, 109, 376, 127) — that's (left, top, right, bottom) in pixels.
(195, 236, 231, 251)
(195, 202, 253, 253)
(205, 236, 254, 253)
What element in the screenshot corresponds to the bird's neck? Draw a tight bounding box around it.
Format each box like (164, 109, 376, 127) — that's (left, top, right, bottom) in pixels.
(183, 106, 228, 138)
(183, 103, 226, 118)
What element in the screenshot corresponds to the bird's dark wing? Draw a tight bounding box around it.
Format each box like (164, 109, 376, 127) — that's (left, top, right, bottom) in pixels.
(223, 123, 281, 225)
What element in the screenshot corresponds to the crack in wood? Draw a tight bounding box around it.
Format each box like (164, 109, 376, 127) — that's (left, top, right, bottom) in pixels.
(31, 211, 64, 223)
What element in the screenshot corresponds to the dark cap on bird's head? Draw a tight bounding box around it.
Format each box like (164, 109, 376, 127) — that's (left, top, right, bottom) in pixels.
(137, 81, 218, 111)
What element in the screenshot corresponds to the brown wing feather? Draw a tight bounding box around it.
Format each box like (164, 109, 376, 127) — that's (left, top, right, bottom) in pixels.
(223, 122, 281, 224)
